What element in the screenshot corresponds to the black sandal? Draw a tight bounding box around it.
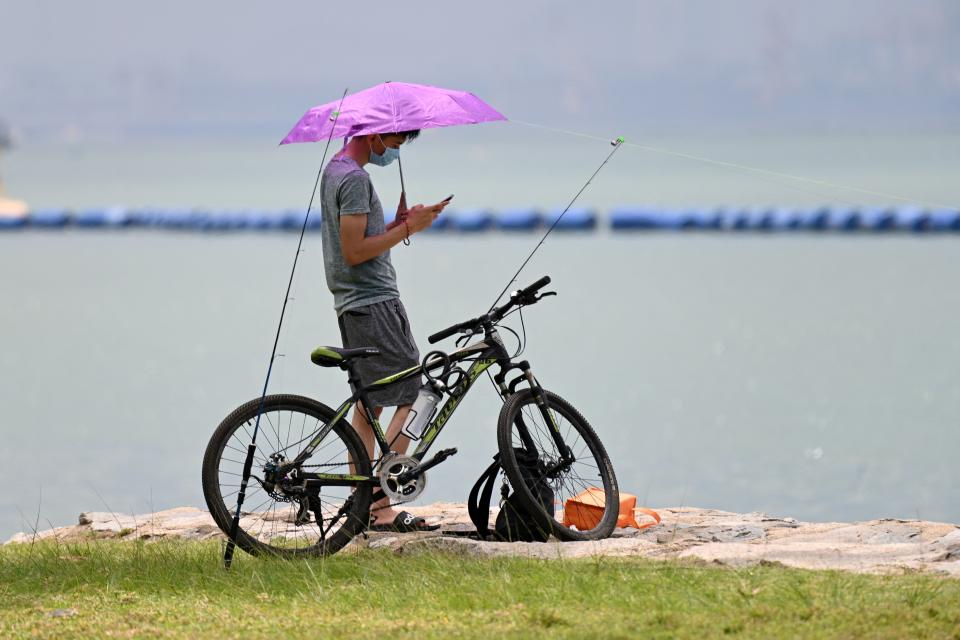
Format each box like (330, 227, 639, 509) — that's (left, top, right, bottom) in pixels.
(368, 511, 440, 533)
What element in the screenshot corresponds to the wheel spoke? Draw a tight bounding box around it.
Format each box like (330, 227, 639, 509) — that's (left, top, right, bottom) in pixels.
(500, 391, 616, 540)
(204, 397, 372, 557)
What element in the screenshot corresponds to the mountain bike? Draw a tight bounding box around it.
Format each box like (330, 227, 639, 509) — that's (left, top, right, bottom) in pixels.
(202, 276, 620, 557)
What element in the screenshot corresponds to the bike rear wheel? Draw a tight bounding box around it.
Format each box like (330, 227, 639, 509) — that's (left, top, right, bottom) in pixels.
(202, 394, 372, 558)
(496, 388, 619, 541)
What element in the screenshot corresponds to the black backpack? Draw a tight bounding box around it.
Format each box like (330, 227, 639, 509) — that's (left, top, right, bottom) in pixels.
(468, 448, 555, 542)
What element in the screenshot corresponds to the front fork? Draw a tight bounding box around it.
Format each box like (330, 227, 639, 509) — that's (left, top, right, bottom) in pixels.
(494, 361, 574, 462)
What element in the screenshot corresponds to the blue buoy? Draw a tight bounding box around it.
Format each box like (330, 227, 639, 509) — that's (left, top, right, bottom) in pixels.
(718, 207, 751, 231)
(278, 209, 321, 231)
(75, 206, 131, 228)
(798, 206, 831, 231)
(928, 208, 960, 232)
(609, 207, 659, 230)
(543, 207, 596, 231)
(768, 206, 804, 230)
(682, 208, 722, 230)
(496, 208, 541, 231)
(824, 206, 860, 231)
(200, 210, 249, 232)
(746, 206, 776, 231)
(858, 206, 896, 231)
(449, 209, 493, 232)
(0, 214, 26, 230)
(153, 209, 195, 229)
(242, 210, 278, 230)
(28, 208, 71, 228)
(893, 205, 930, 232)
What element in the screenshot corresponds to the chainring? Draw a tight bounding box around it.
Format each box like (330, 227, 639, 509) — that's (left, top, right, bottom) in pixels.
(377, 453, 427, 503)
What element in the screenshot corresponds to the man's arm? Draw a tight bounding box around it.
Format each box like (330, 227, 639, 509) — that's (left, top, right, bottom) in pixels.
(340, 214, 408, 266)
(340, 203, 445, 266)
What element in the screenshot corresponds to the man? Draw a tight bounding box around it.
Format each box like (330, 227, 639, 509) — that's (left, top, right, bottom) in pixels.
(319, 130, 448, 531)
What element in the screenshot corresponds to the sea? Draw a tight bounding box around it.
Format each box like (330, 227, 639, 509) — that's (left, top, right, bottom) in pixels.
(1, 127, 958, 539)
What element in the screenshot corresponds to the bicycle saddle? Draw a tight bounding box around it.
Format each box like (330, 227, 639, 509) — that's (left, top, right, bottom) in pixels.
(310, 345, 381, 368)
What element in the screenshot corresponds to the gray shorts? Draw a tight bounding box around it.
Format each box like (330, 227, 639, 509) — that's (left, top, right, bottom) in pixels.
(337, 298, 421, 408)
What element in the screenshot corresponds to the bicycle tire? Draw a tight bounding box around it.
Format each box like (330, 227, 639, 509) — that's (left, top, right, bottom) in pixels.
(496, 388, 619, 541)
(202, 394, 372, 558)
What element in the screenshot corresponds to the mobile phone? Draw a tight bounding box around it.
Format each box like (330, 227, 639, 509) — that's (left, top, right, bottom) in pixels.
(441, 194, 454, 204)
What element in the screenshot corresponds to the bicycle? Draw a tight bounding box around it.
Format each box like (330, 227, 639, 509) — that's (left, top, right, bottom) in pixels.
(202, 276, 620, 557)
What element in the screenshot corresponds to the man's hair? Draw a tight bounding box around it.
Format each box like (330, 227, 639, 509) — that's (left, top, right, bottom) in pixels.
(385, 130, 420, 143)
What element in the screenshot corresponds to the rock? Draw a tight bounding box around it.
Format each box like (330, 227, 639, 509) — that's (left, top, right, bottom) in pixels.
(5, 503, 959, 577)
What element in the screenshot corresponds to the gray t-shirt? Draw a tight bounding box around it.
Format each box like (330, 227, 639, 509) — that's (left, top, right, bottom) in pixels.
(319, 155, 400, 316)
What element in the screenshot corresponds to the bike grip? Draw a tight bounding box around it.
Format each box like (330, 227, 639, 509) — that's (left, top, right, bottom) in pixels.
(521, 275, 551, 295)
(428, 323, 460, 344)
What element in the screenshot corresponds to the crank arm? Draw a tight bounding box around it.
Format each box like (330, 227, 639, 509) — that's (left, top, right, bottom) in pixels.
(396, 447, 458, 484)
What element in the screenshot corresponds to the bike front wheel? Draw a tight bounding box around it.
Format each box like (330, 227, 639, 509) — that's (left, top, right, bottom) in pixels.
(202, 394, 372, 558)
(497, 388, 619, 541)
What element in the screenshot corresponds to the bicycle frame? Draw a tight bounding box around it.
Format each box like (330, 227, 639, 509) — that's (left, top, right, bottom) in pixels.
(285, 328, 558, 487)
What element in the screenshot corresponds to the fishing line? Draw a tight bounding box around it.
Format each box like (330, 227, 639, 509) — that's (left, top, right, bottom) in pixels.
(487, 136, 625, 311)
(509, 119, 954, 210)
(222, 87, 349, 570)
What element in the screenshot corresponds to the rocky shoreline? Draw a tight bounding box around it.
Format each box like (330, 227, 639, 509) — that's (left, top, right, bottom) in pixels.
(7, 503, 959, 577)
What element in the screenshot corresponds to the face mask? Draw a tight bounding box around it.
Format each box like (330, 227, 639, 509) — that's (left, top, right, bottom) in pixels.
(368, 136, 399, 167)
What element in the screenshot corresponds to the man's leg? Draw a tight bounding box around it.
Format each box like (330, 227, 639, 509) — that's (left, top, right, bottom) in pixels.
(351, 403, 415, 525)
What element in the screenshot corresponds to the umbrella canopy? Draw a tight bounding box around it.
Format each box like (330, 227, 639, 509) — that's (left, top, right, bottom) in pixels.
(280, 82, 506, 145)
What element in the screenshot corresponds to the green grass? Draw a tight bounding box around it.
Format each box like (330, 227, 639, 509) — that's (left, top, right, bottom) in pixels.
(1, 539, 958, 639)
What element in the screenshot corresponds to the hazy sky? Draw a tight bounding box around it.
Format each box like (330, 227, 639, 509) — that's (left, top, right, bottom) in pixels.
(1, 0, 958, 141)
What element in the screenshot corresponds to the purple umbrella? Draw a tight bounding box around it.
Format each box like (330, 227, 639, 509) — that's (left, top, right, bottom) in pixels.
(280, 82, 506, 145)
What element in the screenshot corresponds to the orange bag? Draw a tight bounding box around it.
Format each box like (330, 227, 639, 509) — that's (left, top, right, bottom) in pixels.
(562, 487, 661, 530)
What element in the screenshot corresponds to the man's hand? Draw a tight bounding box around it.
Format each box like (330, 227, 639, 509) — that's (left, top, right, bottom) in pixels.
(406, 201, 449, 233)
(395, 191, 409, 223)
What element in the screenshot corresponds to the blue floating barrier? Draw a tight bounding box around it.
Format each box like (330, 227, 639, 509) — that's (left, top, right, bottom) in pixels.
(244, 210, 280, 230)
(652, 209, 689, 230)
(718, 207, 751, 231)
(747, 206, 776, 231)
(769, 206, 804, 230)
(28, 208, 71, 228)
(609, 207, 659, 230)
(859, 206, 896, 231)
(125, 209, 151, 227)
(496, 208, 541, 231)
(226, 210, 254, 230)
(798, 206, 831, 231)
(544, 207, 596, 231)
(0, 214, 26, 229)
(824, 206, 860, 231)
(893, 205, 930, 232)
(154, 208, 198, 229)
(449, 209, 493, 232)
(277, 209, 320, 231)
(75, 206, 131, 228)
(74, 209, 107, 227)
(928, 208, 960, 232)
(683, 207, 723, 230)
(200, 210, 246, 232)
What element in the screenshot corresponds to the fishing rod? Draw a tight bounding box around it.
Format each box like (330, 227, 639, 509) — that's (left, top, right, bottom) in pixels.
(487, 135, 625, 312)
(222, 88, 349, 570)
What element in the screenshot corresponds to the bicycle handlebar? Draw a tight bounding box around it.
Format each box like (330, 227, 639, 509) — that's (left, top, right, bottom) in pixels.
(427, 276, 552, 344)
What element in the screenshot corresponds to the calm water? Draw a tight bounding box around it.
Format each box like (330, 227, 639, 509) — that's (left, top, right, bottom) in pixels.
(2, 231, 958, 538)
